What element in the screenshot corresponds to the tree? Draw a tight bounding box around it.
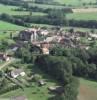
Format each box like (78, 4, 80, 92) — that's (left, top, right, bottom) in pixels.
(35, 55, 72, 84)
(64, 77, 79, 100)
(0, 40, 9, 52)
(48, 9, 67, 26)
(15, 47, 33, 63)
(35, 55, 79, 100)
(35, 0, 53, 4)
(69, 28, 74, 33)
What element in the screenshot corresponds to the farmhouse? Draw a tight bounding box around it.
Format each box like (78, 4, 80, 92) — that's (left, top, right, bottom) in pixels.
(10, 69, 25, 78)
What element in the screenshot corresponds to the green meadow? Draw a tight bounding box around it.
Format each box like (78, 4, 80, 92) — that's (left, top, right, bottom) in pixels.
(66, 12, 97, 21)
(0, 20, 26, 40)
(0, 4, 29, 15)
(56, 0, 97, 6)
(0, 64, 59, 100)
(0, 20, 26, 30)
(0, 4, 47, 16)
(29, 3, 65, 9)
(78, 78, 97, 100)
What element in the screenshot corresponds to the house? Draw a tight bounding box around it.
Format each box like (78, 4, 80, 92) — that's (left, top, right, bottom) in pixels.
(44, 36, 54, 42)
(11, 95, 27, 100)
(41, 42, 50, 48)
(42, 48, 49, 55)
(89, 33, 97, 39)
(12, 47, 18, 52)
(10, 69, 25, 78)
(44, 36, 62, 43)
(88, 37, 92, 41)
(59, 37, 73, 47)
(19, 28, 38, 42)
(75, 31, 89, 37)
(38, 80, 46, 86)
(19, 28, 50, 42)
(40, 30, 49, 36)
(0, 53, 10, 61)
(79, 45, 90, 50)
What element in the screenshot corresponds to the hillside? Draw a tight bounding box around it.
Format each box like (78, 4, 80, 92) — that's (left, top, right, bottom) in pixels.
(0, 0, 97, 100)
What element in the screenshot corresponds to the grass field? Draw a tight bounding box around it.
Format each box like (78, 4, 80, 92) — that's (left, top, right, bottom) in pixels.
(0, 81, 56, 100)
(0, 20, 26, 40)
(29, 3, 65, 9)
(0, 31, 19, 41)
(55, 0, 97, 6)
(78, 78, 97, 100)
(1, 71, 97, 100)
(0, 64, 59, 100)
(0, 4, 29, 15)
(66, 12, 97, 21)
(0, 20, 26, 30)
(0, 4, 47, 16)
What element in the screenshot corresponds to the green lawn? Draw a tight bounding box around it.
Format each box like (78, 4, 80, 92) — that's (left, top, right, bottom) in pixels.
(66, 12, 97, 21)
(56, 0, 81, 5)
(78, 78, 97, 100)
(79, 78, 97, 88)
(0, 83, 55, 100)
(0, 64, 59, 100)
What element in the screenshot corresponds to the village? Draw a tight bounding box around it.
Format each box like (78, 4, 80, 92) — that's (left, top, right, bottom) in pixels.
(1, 0, 97, 99)
(0, 26, 97, 100)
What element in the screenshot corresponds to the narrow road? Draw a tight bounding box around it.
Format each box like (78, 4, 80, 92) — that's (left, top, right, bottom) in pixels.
(0, 58, 15, 70)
